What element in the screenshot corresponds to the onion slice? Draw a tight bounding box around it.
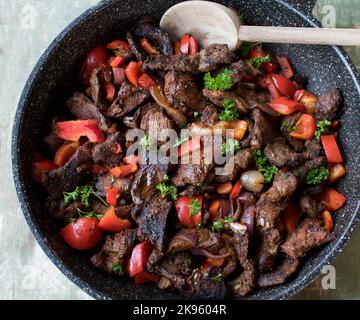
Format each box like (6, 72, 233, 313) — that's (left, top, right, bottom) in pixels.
(241, 170, 265, 193)
(190, 248, 231, 260)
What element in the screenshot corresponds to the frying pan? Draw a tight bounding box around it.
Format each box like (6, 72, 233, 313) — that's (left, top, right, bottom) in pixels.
(12, 0, 360, 300)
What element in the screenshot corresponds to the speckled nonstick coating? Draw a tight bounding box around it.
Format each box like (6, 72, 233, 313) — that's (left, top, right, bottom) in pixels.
(12, 0, 360, 300)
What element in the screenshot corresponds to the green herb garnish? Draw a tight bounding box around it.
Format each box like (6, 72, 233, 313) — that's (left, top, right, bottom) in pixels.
(163, 174, 169, 182)
(184, 258, 192, 266)
(196, 182, 207, 190)
(63, 185, 108, 208)
(204, 68, 232, 91)
(221, 138, 241, 155)
(250, 54, 271, 68)
(252, 149, 279, 183)
(173, 136, 189, 147)
(315, 120, 332, 140)
(224, 216, 234, 223)
(212, 220, 224, 233)
(281, 123, 297, 132)
(67, 208, 103, 223)
(112, 262, 124, 276)
(219, 99, 239, 122)
(196, 222, 204, 229)
(188, 198, 201, 217)
(211, 274, 223, 282)
(156, 183, 178, 200)
(139, 135, 152, 151)
(306, 166, 329, 185)
(193, 111, 200, 118)
(240, 42, 259, 57)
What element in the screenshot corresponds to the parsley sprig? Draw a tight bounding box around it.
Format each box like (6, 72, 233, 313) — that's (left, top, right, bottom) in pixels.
(315, 120, 331, 140)
(63, 185, 108, 208)
(139, 135, 152, 151)
(188, 198, 201, 216)
(250, 54, 271, 68)
(67, 208, 103, 223)
(219, 99, 239, 122)
(112, 262, 124, 276)
(306, 166, 329, 185)
(173, 136, 189, 147)
(252, 149, 279, 183)
(204, 69, 232, 91)
(211, 274, 224, 282)
(221, 138, 241, 155)
(156, 182, 178, 201)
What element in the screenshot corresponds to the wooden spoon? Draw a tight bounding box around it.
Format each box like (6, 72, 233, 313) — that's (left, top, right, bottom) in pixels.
(160, 1, 360, 51)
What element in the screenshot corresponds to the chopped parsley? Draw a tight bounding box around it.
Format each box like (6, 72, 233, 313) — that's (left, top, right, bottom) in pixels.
(240, 42, 259, 57)
(67, 208, 103, 223)
(184, 258, 192, 266)
(163, 174, 169, 182)
(306, 166, 329, 185)
(224, 216, 235, 223)
(139, 135, 152, 151)
(221, 138, 241, 155)
(252, 149, 279, 183)
(204, 68, 232, 91)
(250, 54, 271, 69)
(315, 120, 331, 140)
(281, 123, 297, 132)
(112, 262, 124, 276)
(173, 136, 189, 147)
(63, 185, 108, 208)
(219, 99, 239, 122)
(188, 198, 201, 216)
(193, 111, 200, 118)
(212, 220, 224, 233)
(211, 274, 224, 282)
(156, 182, 178, 200)
(196, 182, 208, 190)
(196, 222, 204, 229)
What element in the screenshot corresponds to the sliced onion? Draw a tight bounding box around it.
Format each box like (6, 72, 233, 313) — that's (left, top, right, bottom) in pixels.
(240, 205, 256, 238)
(190, 248, 231, 260)
(241, 170, 265, 193)
(177, 232, 198, 247)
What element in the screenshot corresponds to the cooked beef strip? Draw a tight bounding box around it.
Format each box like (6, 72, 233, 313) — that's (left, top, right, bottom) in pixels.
(264, 138, 310, 168)
(92, 132, 123, 167)
(304, 139, 323, 158)
(300, 194, 324, 218)
(197, 44, 236, 73)
(91, 229, 137, 272)
(143, 54, 199, 73)
(256, 170, 298, 272)
(293, 156, 327, 182)
(133, 21, 173, 56)
(281, 218, 331, 259)
(90, 63, 113, 111)
(215, 148, 254, 183)
(44, 116, 64, 154)
(164, 71, 202, 112)
(139, 103, 174, 142)
(199, 104, 218, 126)
(46, 198, 82, 220)
(280, 113, 304, 152)
(257, 254, 299, 287)
(250, 108, 278, 149)
(95, 173, 133, 198)
(126, 31, 147, 61)
(107, 81, 150, 119)
(316, 88, 341, 121)
(202, 89, 249, 114)
(230, 60, 255, 85)
(66, 92, 109, 130)
(43, 142, 93, 199)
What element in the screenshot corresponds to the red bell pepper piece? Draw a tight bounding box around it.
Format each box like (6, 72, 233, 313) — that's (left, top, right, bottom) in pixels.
(249, 47, 278, 73)
(31, 154, 57, 183)
(175, 196, 202, 228)
(179, 34, 199, 55)
(271, 73, 297, 97)
(276, 55, 295, 79)
(54, 141, 80, 167)
(125, 61, 143, 87)
(294, 89, 305, 102)
(134, 271, 160, 285)
(265, 75, 281, 99)
(322, 188, 346, 211)
(129, 242, 151, 277)
(107, 40, 130, 51)
(268, 97, 304, 115)
(321, 135, 343, 163)
(106, 188, 119, 206)
(209, 200, 220, 221)
(81, 45, 108, 84)
(110, 163, 138, 178)
(230, 178, 242, 199)
(138, 73, 156, 89)
(188, 35, 199, 54)
(178, 137, 201, 158)
(57, 120, 105, 143)
(110, 56, 127, 68)
(98, 207, 132, 233)
(102, 82, 116, 101)
(112, 67, 126, 85)
(290, 114, 316, 140)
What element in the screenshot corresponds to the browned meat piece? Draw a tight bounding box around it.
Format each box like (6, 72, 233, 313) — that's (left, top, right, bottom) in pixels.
(180, 270, 228, 299)
(46, 199, 82, 220)
(230, 60, 255, 84)
(202, 89, 248, 113)
(143, 54, 199, 73)
(316, 88, 341, 120)
(250, 108, 278, 149)
(300, 194, 324, 218)
(281, 218, 331, 259)
(264, 139, 309, 168)
(126, 31, 147, 61)
(215, 148, 254, 183)
(197, 44, 236, 73)
(132, 195, 172, 251)
(305, 139, 323, 158)
(256, 170, 298, 272)
(66, 92, 109, 130)
(44, 116, 63, 154)
(43, 143, 93, 198)
(90, 63, 113, 110)
(95, 173, 133, 197)
(91, 229, 137, 272)
(92, 132, 123, 167)
(133, 21, 173, 56)
(164, 71, 202, 112)
(257, 255, 299, 287)
(280, 113, 304, 152)
(139, 104, 174, 142)
(199, 104, 218, 126)
(293, 156, 327, 181)
(107, 81, 150, 118)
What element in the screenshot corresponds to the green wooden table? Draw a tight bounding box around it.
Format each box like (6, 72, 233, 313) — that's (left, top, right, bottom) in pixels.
(0, 0, 358, 300)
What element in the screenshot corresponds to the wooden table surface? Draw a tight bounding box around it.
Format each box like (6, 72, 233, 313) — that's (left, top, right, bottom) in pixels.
(0, 0, 359, 300)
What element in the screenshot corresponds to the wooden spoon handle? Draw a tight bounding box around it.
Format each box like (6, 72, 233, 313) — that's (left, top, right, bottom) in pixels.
(239, 26, 360, 46)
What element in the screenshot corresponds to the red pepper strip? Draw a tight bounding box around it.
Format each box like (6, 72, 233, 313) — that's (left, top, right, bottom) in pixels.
(134, 271, 160, 285)
(276, 55, 295, 79)
(102, 82, 116, 101)
(230, 179, 242, 199)
(282, 203, 301, 233)
(265, 75, 281, 99)
(180, 34, 190, 54)
(54, 142, 80, 167)
(268, 97, 305, 115)
(138, 73, 156, 89)
(188, 35, 199, 54)
(322, 188, 346, 211)
(125, 61, 143, 87)
(57, 120, 105, 143)
(321, 135, 343, 163)
(271, 73, 297, 97)
(178, 137, 201, 158)
(31, 155, 57, 183)
(129, 242, 151, 277)
(110, 163, 138, 178)
(294, 89, 305, 102)
(110, 56, 127, 68)
(98, 207, 132, 233)
(106, 188, 119, 206)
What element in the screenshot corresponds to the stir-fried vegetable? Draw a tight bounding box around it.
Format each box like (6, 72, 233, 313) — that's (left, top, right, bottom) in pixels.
(322, 188, 346, 211)
(156, 182, 178, 200)
(57, 120, 105, 143)
(290, 114, 316, 140)
(204, 69, 232, 91)
(252, 149, 278, 183)
(306, 166, 329, 185)
(98, 207, 132, 233)
(315, 120, 332, 140)
(241, 170, 265, 193)
(218, 99, 239, 121)
(63, 185, 108, 207)
(321, 135, 343, 163)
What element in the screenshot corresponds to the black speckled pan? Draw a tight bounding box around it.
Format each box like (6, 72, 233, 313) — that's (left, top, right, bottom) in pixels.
(12, 0, 360, 300)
